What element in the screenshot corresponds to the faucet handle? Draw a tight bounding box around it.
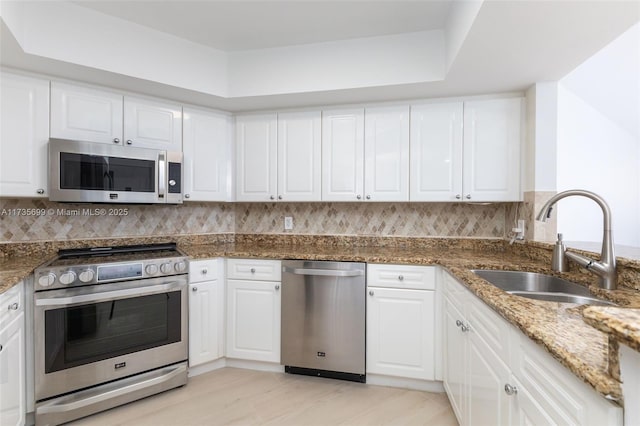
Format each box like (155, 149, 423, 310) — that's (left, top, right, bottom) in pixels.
(557, 233, 563, 241)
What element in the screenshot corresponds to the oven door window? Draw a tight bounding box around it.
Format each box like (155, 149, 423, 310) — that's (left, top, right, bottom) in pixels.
(44, 291, 181, 373)
(59, 152, 155, 192)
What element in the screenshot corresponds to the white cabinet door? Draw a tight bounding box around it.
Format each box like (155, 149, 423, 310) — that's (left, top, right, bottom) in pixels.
(50, 81, 123, 145)
(235, 114, 278, 201)
(189, 280, 224, 367)
(123, 96, 182, 150)
(321, 108, 364, 201)
(277, 111, 321, 201)
(364, 105, 409, 201)
(366, 287, 435, 379)
(183, 108, 232, 201)
(443, 297, 467, 425)
(410, 102, 464, 201)
(463, 98, 522, 202)
(0, 73, 49, 198)
(0, 314, 25, 426)
(226, 279, 281, 362)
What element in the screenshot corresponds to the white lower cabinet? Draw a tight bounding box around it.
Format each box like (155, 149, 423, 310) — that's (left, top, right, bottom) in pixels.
(188, 259, 225, 367)
(226, 259, 281, 363)
(442, 271, 622, 426)
(0, 281, 26, 426)
(366, 264, 438, 381)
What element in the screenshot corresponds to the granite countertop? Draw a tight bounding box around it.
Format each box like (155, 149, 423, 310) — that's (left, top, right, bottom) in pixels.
(583, 307, 640, 352)
(2, 238, 639, 406)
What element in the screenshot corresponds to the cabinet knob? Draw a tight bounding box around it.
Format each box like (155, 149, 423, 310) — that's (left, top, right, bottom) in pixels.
(0, 344, 2, 353)
(455, 194, 461, 200)
(192, 286, 198, 292)
(460, 324, 470, 333)
(270, 196, 275, 200)
(126, 139, 133, 145)
(8, 302, 19, 311)
(37, 189, 45, 195)
(169, 180, 176, 186)
(184, 194, 190, 199)
(278, 195, 283, 200)
(456, 319, 463, 327)
(369, 290, 374, 296)
(250, 268, 256, 273)
(201, 268, 208, 275)
(113, 138, 120, 144)
(398, 275, 404, 281)
(504, 384, 518, 396)
(366, 195, 371, 200)
(465, 194, 471, 200)
(357, 195, 362, 200)
(275, 284, 280, 290)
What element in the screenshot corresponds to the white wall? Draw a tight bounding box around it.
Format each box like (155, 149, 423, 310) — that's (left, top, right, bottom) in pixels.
(555, 23, 640, 248)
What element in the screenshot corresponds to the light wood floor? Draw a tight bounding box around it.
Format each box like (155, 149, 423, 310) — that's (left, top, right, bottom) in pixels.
(69, 368, 457, 426)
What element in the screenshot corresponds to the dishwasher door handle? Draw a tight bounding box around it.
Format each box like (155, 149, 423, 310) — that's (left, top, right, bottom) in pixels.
(282, 267, 364, 277)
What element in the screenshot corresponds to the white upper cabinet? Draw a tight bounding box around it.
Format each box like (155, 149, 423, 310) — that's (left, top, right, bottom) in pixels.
(0, 72, 50, 198)
(235, 114, 278, 201)
(51, 82, 182, 150)
(321, 108, 365, 201)
(410, 102, 464, 202)
(183, 108, 233, 201)
(463, 98, 522, 202)
(50, 81, 123, 145)
(123, 96, 182, 150)
(410, 98, 522, 202)
(364, 105, 410, 201)
(277, 111, 322, 201)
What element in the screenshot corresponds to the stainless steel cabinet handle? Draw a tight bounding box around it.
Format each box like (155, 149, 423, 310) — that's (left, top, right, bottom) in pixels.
(369, 290, 374, 296)
(455, 194, 461, 200)
(192, 287, 197, 292)
(466, 194, 471, 199)
(37, 189, 45, 195)
(275, 284, 280, 290)
(366, 195, 371, 200)
(169, 180, 176, 186)
(398, 275, 404, 281)
(504, 384, 518, 395)
(250, 268, 256, 273)
(461, 324, 470, 332)
(184, 194, 190, 199)
(356, 195, 362, 200)
(113, 138, 120, 144)
(456, 320, 463, 327)
(8, 302, 19, 311)
(282, 267, 365, 277)
(126, 139, 133, 145)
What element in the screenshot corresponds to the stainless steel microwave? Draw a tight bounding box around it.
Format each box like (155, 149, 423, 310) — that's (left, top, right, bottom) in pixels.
(49, 139, 183, 204)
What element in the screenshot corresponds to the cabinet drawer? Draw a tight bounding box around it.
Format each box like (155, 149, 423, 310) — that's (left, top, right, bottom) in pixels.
(226, 259, 281, 281)
(188, 258, 222, 284)
(367, 264, 436, 290)
(0, 281, 24, 328)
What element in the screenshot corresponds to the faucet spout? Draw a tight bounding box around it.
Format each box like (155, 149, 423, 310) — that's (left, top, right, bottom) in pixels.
(535, 190, 616, 290)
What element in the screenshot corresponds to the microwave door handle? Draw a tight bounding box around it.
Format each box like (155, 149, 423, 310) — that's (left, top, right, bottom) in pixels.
(158, 152, 166, 200)
(35, 282, 183, 308)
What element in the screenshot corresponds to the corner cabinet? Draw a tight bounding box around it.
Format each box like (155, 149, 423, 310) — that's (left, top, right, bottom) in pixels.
(0, 281, 26, 426)
(0, 72, 49, 198)
(183, 108, 233, 201)
(442, 272, 622, 426)
(226, 259, 281, 363)
(188, 259, 225, 367)
(50, 82, 182, 150)
(410, 98, 522, 202)
(366, 264, 439, 380)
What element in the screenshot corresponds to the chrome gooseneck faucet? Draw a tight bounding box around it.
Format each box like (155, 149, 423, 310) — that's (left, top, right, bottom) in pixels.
(536, 189, 616, 290)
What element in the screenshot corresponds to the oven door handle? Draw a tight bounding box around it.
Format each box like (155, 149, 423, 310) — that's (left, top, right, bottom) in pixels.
(35, 282, 184, 307)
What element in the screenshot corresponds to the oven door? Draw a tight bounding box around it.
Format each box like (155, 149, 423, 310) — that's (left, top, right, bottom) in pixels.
(34, 276, 188, 401)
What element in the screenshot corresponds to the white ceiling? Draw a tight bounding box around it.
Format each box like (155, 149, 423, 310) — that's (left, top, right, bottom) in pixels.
(73, 1, 453, 51)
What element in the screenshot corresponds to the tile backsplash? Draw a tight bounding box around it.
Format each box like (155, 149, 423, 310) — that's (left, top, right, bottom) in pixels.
(1, 198, 518, 242)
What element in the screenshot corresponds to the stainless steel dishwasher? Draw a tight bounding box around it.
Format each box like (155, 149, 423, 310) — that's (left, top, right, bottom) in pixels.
(281, 260, 366, 382)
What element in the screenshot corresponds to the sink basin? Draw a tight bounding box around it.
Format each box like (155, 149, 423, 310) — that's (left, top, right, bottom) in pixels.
(471, 270, 615, 306)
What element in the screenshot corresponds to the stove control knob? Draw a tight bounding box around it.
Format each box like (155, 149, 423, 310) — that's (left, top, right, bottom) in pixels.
(174, 261, 186, 273)
(160, 263, 172, 274)
(59, 271, 77, 285)
(38, 273, 56, 287)
(78, 269, 95, 283)
(146, 264, 159, 275)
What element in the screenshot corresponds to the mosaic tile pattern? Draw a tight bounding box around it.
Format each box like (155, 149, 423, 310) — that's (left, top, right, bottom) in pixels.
(0, 199, 234, 242)
(235, 202, 514, 238)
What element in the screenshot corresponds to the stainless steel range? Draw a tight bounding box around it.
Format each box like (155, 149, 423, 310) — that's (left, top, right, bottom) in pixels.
(33, 243, 189, 426)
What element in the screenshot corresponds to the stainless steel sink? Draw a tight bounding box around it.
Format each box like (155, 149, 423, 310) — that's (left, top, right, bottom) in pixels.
(471, 270, 615, 306)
